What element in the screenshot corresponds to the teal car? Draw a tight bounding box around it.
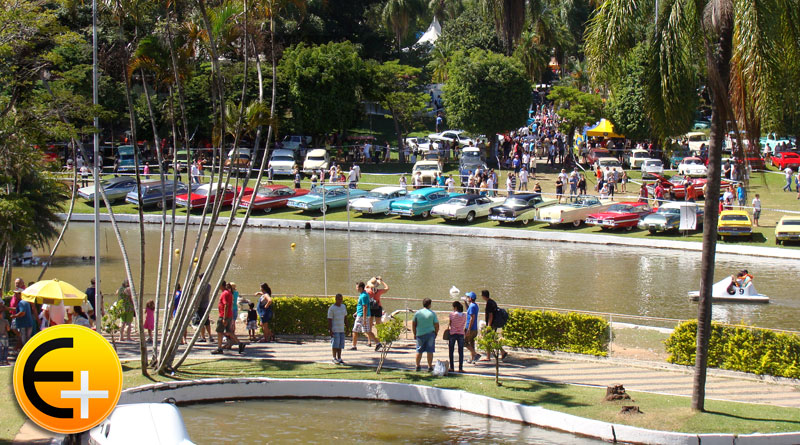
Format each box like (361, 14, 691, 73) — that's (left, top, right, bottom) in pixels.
(286, 185, 367, 214)
(390, 187, 463, 218)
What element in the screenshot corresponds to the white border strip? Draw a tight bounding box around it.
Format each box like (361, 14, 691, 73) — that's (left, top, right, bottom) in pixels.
(120, 378, 800, 445)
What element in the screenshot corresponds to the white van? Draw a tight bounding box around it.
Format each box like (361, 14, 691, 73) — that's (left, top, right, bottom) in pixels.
(268, 149, 297, 176)
(302, 149, 330, 174)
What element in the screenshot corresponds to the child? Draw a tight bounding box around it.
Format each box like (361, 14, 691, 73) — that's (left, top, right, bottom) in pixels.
(144, 300, 155, 342)
(327, 293, 348, 365)
(0, 303, 9, 366)
(246, 303, 258, 341)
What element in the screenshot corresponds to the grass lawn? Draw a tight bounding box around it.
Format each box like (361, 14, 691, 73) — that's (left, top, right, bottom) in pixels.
(3, 358, 798, 441)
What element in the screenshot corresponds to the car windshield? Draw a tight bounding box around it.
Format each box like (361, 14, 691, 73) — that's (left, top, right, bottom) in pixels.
(722, 214, 750, 221)
(657, 207, 680, 215)
(414, 164, 439, 171)
(272, 156, 294, 162)
(196, 188, 209, 196)
(366, 192, 389, 199)
(571, 198, 596, 207)
(424, 153, 439, 160)
(685, 159, 703, 165)
(256, 189, 276, 197)
(462, 151, 480, 159)
(601, 160, 621, 167)
(447, 198, 469, 206)
(782, 220, 800, 225)
(308, 156, 326, 161)
(504, 198, 529, 207)
(408, 195, 426, 201)
(633, 152, 648, 158)
(608, 204, 632, 212)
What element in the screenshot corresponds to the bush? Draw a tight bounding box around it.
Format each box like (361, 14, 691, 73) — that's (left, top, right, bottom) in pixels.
(270, 296, 358, 336)
(665, 320, 800, 378)
(503, 309, 609, 356)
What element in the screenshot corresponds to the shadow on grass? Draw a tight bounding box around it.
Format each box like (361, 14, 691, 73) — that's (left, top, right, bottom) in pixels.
(704, 410, 800, 427)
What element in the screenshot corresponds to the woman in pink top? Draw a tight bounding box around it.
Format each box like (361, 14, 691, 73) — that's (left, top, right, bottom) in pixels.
(448, 301, 467, 373)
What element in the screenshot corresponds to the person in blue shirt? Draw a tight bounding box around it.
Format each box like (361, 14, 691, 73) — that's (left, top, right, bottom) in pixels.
(464, 292, 481, 363)
(350, 282, 376, 350)
(13, 298, 36, 347)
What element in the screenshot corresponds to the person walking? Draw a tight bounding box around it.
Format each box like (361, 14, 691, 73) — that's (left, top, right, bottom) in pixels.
(480, 290, 507, 361)
(212, 281, 245, 355)
(412, 298, 439, 372)
(367, 277, 389, 351)
(783, 167, 793, 191)
(350, 282, 377, 350)
(191, 161, 201, 184)
(327, 293, 348, 364)
(255, 283, 274, 343)
(464, 292, 481, 363)
(752, 194, 761, 227)
(448, 301, 466, 373)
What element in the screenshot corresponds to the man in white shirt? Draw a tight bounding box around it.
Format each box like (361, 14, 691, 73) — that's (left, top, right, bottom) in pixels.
(445, 175, 455, 193)
(327, 293, 348, 364)
(784, 167, 793, 192)
(42, 302, 67, 327)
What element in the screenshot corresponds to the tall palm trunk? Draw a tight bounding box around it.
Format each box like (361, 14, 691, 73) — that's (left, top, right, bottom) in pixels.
(37, 143, 79, 281)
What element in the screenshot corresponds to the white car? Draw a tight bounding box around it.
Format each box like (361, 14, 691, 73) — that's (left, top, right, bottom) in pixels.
(268, 149, 297, 176)
(429, 130, 476, 147)
(348, 186, 408, 215)
(431, 194, 503, 223)
(677, 157, 707, 177)
(595, 157, 624, 174)
(302, 149, 330, 174)
(641, 159, 664, 179)
(685, 131, 709, 154)
(404, 137, 431, 152)
(412, 160, 442, 185)
(627, 149, 650, 169)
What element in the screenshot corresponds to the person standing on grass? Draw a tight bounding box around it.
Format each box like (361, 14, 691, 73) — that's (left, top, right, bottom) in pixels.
(212, 281, 245, 355)
(328, 293, 348, 364)
(752, 194, 761, 227)
(448, 301, 466, 373)
(464, 292, 481, 363)
(350, 282, 376, 350)
(784, 167, 793, 192)
(412, 298, 439, 372)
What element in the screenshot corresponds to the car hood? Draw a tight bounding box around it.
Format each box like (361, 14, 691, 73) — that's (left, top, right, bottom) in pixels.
(587, 211, 632, 219)
(432, 203, 465, 212)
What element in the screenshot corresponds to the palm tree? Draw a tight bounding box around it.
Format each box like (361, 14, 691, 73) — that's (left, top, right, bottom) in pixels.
(382, 0, 425, 50)
(480, 0, 526, 54)
(585, 0, 791, 411)
(428, 0, 463, 22)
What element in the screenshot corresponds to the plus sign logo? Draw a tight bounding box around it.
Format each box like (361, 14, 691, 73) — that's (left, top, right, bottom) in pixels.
(13, 325, 122, 434)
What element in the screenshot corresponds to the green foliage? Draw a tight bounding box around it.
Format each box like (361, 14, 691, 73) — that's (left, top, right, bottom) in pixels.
(443, 49, 531, 137)
(665, 320, 800, 378)
(270, 296, 358, 336)
(503, 309, 610, 356)
(368, 60, 429, 140)
(547, 86, 603, 147)
(436, 6, 503, 54)
(376, 317, 404, 344)
(607, 45, 653, 141)
(102, 300, 125, 346)
(279, 41, 367, 136)
(477, 325, 507, 385)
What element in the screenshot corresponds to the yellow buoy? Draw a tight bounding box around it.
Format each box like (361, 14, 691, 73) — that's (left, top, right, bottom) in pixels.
(193, 257, 199, 262)
(174, 249, 180, 255)
(290, 243, 296, 248)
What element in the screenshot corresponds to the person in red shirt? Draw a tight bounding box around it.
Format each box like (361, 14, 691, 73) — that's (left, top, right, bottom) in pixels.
(213, 281, 245, 355)
(685, 182, 696, 202)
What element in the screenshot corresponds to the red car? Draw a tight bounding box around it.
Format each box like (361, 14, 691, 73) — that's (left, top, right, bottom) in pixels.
(238, 184, 309, 213)
(770, 152, 800, 170)
(646, 174, 731, 200)
(175, 183, 252, 210)
(586, 202, 653, 231)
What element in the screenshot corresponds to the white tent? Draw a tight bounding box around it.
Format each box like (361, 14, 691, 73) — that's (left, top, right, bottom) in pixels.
(414, 17, 441, 48)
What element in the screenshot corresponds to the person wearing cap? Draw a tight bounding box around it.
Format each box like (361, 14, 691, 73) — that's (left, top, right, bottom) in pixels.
(464, 292, 481, 363)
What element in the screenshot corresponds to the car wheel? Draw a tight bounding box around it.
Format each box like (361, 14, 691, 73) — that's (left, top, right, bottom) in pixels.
(263, 207, 272, 214)
(649, 228, 657, 234)
(421, 210, 430, 218)
(466, 211, 476, 223)
(156, 200, 164, 210)
(572, 219, 582, 227)
(521, 218, 529, 225)
(383, 210, 391, 216)
(776, 239, 781, 245)
(626, 225, 634, 231)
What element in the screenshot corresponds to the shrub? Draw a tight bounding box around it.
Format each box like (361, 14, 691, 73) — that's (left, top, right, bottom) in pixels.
(665, 320, 800, 378)
(270, 296, 358, 336)
(503, 309, 609, 356)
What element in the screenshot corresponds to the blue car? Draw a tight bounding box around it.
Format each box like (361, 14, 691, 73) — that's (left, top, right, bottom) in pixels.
(390, 187, 463, 218)
(286, 185, 367, 214)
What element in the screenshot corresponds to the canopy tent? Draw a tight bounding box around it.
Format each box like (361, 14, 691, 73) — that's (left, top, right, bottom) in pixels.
(413, 17, 441, 48)
(586, 119, 624, 138)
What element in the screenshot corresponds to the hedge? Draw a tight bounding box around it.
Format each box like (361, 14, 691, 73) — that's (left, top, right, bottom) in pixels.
(503, 309, 610, 356)
(270, 296, 358, 336)
(665, 320, 800, 378)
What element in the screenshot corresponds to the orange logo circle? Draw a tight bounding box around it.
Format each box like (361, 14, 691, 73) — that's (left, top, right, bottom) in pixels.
(13, 325, 122, 434)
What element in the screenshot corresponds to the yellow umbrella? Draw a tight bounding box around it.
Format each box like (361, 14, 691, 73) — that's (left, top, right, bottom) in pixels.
(21, 279, 87, 306)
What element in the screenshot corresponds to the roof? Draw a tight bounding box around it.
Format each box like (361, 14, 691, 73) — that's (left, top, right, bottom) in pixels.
(720, 209, 750, 216)
(586, 119, 624, 138)
(370, 186, 406, 193)
(414, 17, 441, 48)
(409, 187, 444, 195)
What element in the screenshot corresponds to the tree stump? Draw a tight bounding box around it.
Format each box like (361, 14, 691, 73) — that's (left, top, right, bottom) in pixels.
(604, 384, 632, 401)
(620, 405, 642, 415)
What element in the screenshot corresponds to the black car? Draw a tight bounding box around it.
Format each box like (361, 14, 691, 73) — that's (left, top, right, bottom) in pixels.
(489, 193, 553, 225)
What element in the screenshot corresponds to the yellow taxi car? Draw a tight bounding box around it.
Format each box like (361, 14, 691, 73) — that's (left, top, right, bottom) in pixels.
(717, 210, 752, 240)
(775, 215, 800, 245)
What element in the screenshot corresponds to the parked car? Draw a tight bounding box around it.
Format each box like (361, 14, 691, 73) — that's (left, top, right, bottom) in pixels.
(685, 132, 709, 154)
(669, 148, 690, 168)
(625, 149, 650, 169)
(586, 202, 652, 231)
(770, 152, 800, 171)
(286, 185, 367, 214)
(677, 157, 708, 177)
(390, 187, 462, 218)
(238, 184, 309, 213)
(78, 177, 137, 202)
(125, 180, 194, 208)
(460, 146, 487, 172)
(224, 147, 252, 173)
(641, 159, 664, 179)
(585, 148, 611, 165)
(595, 157, 624, 175)
(412, 160, 442, 186)
(404, 137, 431, 152)
(175, 183, 250, 210)
(116, 145, 146, 173)
(348, 186, 408, 215)
(431, 194, 503, 222)
(302, 149, 330, 175)
(428, 130, 476, 147)
(637, 201, 704, 233)
(775, 215, 800, 244)
(280, 135, 311, 151)
(646, 174, 711, 200)
(489, 193, 557, 225)
(536, 195, 614, 227)
(268, 149, 298, 176)
(760, 134, 796, 155)
(718, 210, 752, 240)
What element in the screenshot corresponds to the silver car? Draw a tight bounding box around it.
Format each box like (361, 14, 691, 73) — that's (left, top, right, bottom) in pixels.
(78, 177, 137, 202)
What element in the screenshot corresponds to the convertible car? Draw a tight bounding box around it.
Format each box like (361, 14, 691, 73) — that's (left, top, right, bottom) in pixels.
(646, 174, 728, 200)
(348, 186, 408, 215)
(238, 184, 309, 213)
(637, 201, 704, 233)
(175, 183, 251, 210)
(390, 187, 462, 218)
(489, 194, 556, 225)
(585, 202, 652, 231)
(535, 195, 614, 227)
(287, 185, 367, 213)
(431, 194, 502, 222)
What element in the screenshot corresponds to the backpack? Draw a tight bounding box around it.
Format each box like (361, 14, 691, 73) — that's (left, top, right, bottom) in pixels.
(493, 307, 509, 329)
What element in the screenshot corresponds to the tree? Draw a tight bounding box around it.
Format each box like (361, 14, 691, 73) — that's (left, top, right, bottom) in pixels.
(546, 86, 603, 150)
(585, 0, 792, 412)
(381, 0, 425, 50)
(443, 49, 530, 149)
(436, 5, 503, 54)
(606, 45, 653, 142)
(476, 326, 507, 386)
(279, 41, 367, 136)
(375, 317, 404, 374)
(369, 60, 429, 151)
(480, 0, 526, 54)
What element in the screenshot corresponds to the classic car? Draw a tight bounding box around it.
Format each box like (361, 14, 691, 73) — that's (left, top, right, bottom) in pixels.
(641, 159, 664, 179)
(625, 149, 651, 169)
(175, 183, 251, 210)
(286, 185, 367, 213)
(428, 130, 476, 147)
(646, 174, 726, 200)
(685, 131, 709, 153)
(125, 180, 194, 208)
(760, 134, 796, 155)
(238, 185, 309, 213)
(585, 148, 611, 165)
(389, 187, 462, 218)
(677, 157, 708, 177)
(637, 201, 704, 233)
(775, 215, 800, 244)
(460, 147, 488, 172)
(586, 202, 653, 231)
(78, 176, 137, 202)
(489, 193, 557, 225)
(431, 194, 503, 222)
(348, 186, 408, 215)
(302, 149, 330, 174)
(411, 160, 442, 186)
(669, 148, 690, 168)
(770, 152, 800, 171)
(595, 157, 624, 174)
(404, 137, 431, 152)
(718, 210, 752, 239)
(536, 195, 614, 227)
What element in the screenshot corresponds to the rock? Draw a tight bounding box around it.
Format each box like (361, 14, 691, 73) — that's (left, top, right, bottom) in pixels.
(604, 384, 632, 401)
(620, 405, 642, 415)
